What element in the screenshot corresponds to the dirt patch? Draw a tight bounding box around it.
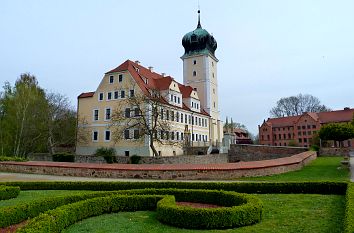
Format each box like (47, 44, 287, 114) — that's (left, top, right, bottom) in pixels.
(0, 220, 28, 233)
(176, 201, 222, 208)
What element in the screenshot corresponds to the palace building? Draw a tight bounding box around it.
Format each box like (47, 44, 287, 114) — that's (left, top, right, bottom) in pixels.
(76, 11, 223, 156)
(258, 108, 354, 148)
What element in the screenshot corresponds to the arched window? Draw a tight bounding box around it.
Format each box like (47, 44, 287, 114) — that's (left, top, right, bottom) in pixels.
(193, 71, 197, 76)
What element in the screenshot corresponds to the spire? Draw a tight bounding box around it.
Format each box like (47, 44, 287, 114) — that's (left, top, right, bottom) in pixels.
(197, 9, 202, 28)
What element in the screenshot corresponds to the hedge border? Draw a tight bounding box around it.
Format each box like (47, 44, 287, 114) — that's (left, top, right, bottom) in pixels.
(344, 183, 354, 233)
(0, 185, 20, 200)
(156, 189, 263, 229)
(0, 181, 347, 194)
(17, 189, 262, 232)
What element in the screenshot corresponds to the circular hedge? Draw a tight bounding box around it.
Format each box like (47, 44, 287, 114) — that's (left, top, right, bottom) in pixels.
(156, 189, 263, 229)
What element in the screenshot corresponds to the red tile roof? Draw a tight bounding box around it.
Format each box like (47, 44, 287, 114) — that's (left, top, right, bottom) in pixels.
(263, 108, 354, 127)
(78, 92, 95, 98)
(318, 108, 354, 124)
(105, 59, 210, 116)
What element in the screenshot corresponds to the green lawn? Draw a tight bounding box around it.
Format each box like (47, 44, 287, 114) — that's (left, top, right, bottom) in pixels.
(0, 190, 91, 208)
(239, 156, 349, 182)
(63, 194, 345, 233)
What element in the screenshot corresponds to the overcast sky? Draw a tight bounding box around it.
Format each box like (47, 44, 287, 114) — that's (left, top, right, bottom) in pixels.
(1, 0, 353, 135)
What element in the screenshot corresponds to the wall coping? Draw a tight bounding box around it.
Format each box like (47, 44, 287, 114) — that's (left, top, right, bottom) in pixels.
(0, 151, 316, 172)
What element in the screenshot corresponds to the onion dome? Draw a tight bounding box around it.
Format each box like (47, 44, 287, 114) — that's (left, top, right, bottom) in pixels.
(182, 10, 217, 58)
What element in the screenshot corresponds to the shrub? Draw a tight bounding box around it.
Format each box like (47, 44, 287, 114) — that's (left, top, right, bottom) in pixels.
(156, 189, 262, 229)
(52, 153, 75, 162)
(95, 147, 116, 164)
(0, 185, 20, 200)
(0, 181, 347, 195)
(0, 156, 27, 162)
(129, 155, 141, 164)
(344, 183, 354, 233)
(310, 145, 320, 152)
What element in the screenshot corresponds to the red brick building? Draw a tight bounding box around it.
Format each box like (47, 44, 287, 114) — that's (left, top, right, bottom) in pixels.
(258, 108, 354, 148)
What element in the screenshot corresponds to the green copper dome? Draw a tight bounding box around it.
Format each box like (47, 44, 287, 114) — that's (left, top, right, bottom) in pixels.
(182, 11, 217, 58)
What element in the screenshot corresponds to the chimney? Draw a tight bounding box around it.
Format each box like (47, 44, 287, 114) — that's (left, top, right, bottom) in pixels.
(135, 60, 140, 65)
(148, 66, 153, 72)
(161, 72, 166, 77)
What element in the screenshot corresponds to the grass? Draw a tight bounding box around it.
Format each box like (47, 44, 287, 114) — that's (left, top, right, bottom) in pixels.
(238, 156, 349, 182)
(0, 190, 91, 208)
(63, 194, 345, 233)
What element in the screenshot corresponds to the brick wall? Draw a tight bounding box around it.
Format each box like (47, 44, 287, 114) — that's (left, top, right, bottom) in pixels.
(228, 144, 307, 162)
(319, 148, 352, 157)
(0, 151, 316, 180)
(28, 153, 228, 165)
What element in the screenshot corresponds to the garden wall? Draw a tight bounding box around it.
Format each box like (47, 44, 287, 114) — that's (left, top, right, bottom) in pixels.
(28, 153, 228, 165)
(319, 148, 352, 157)
(0, 151, 316, 180)
(228, 144, 307, 162)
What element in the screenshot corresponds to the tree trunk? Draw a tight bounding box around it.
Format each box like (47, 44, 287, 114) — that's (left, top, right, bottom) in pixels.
(149, 134, 159, 157)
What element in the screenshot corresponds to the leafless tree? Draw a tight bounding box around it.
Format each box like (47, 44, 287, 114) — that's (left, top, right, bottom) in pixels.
(111, 88, 180, 157)
(270, 94, 330, 118)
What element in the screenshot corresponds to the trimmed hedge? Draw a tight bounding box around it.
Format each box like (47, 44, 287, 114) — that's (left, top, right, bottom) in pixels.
(0, 185, 20, 200)
(17, 194, 164, 233)
(17, 189, 262, 232)
(0, 191, 121, 228)
(0, 181, 348, 194)
(156, 190, 263, 229)
(344, 183, 354, 233)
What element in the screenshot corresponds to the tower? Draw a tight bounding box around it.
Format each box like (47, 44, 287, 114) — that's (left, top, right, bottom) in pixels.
(181, 10, 223, 146)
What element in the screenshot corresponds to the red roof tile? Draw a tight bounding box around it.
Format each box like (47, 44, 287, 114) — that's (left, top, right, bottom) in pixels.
(104, 59, 210, 116)
(78, 92, 95, 98)
(266, 115, 300, 127)
(318, 108, 354, 124)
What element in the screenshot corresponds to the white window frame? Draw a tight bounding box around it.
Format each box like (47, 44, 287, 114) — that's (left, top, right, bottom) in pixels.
(105, 107, 112, 121)
(92, 109, 99, 121)
(92, 130, 99, 142)
(98, 92, 104, 101)
(104, 130, 111, 142)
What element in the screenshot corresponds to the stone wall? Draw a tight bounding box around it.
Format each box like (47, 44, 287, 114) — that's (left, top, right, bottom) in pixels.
(228, 144, 307, 162)
(28, 153, 228, 165)
(319, 148, 352, 157)
(0, 151, 316, 180)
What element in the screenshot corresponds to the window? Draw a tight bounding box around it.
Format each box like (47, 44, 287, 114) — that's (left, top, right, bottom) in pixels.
(304, 138, 308, 143)
(176, 132, 179, 140)
(105, 130, 111, 141)
(125, 108, 130, 118)
(114, 91, 119, 99)
(170, 94, 173, 101)
(121, 90, 125, 98)
(278, 134, 281, 140)
(119, 74, 123, 82)
(307, 125, 311, 129)
(125, 151, 129, 156)
(186, 114, 188, 124)
(160, 131, 164, 139)
(302, 126, 306, 129)
(177, 97, 180, 104)
(130, 89, 134, 97)
(192, 134, 194, 141)
(99, 93, 104, 101)
(299, 138, 302, 143)
(193, 60, 196, 65)
(199, 118, 201, 126)
(176, 112, 179, 122)
(93, 109, 99, 121)
(193, 71, 197, 76)
(181, 113, 183, 123)
(166, 131, 169, 140)
(107, 92, 112, 100)
(105, 108, 111, 120)
(134, 129, 139, 139)
(109, 76, 114, 83)
(312, 125, 316, 129)
(124, 130, 130, 139)
(297, 126, 301, 130)
(174, 96, 176, 103)
(166, 110, 169, 120)
(191, 116, 194, 125)
(181, 132, 184, 140)
(171, 111, 174, 121)
(134, 108, 139, 117)
(213, 102, 216, 108)
(92, 131, 98, 142)
(160, 108, 164, 119)
(171, 132, 174, 140)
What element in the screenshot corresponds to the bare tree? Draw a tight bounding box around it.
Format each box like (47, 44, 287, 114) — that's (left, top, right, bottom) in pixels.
(46, 92, 76, 154)
(111, 88, 180, 157)
(270, 94, 330, 118)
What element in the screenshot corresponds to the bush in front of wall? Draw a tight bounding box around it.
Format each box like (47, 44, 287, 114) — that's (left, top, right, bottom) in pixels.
(0, 185, 20, 200)
(52, 153, 75, 162)
(95, 147, 117, 164)
(129, 155, 141, 164)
